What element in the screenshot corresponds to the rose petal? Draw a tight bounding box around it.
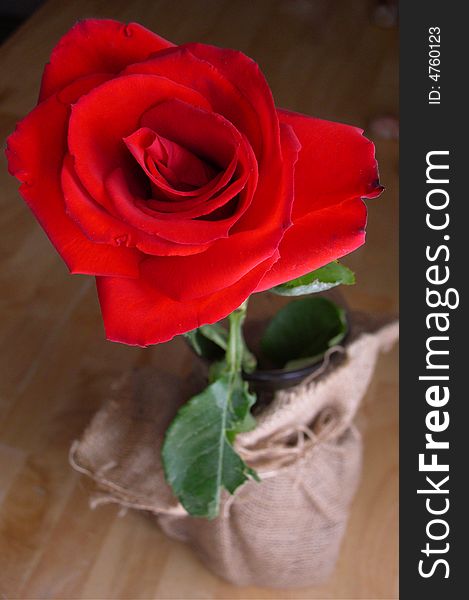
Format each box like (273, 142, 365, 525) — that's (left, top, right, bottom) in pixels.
(123, 99, 257, 223)
(255, 198, 367, 291)
(96, 252, 279, 346)
(124, 102, 245, 211)
(61, 155, 209, 257)
(122, 46, 289, 245)
(150, 136, 217, 189)
(253, 111, 382, 290)
(134, 122, 298, 302)
(278, 108, 383, 220)
(140, 99, 239, 168)
(6, 80, 142, 278)
(105, 165, 254, 245)
(185, 43, 281, 165)
(126, 128, 237, 208)
(122, 45, 280, 162)
(39, 19, 173, 101)
(68, 73, 211, 210)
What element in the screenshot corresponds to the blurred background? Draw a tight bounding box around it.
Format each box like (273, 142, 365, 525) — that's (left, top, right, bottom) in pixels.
(0, 1, 398, 598)
(0, 0, 44, 41)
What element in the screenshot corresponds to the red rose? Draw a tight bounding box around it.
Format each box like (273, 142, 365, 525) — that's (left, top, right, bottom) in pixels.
(6, 19, 381, 346)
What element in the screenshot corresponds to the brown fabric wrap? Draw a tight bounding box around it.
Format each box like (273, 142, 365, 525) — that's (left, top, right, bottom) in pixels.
(70, 315, 398, 588)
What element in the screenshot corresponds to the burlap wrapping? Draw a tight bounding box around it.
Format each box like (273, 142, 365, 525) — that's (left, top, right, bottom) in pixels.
(70, 314, 398, 588)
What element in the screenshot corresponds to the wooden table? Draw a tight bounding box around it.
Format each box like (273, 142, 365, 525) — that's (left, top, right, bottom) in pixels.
(0, 1, 398, 598)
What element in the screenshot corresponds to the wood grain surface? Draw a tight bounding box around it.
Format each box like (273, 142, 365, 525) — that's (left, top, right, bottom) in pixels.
(0, 0, 398, 598)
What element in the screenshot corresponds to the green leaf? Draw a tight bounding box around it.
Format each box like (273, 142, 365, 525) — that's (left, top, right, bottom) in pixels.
(184, 324, 227, 361)
(199, 324, 228, 351)
(226, 382, 257, 440)
(261, 297, 347, 368)
(271, 261, 355, 296)
(162, 375, 257, 518)
(208, 359, 227, 383)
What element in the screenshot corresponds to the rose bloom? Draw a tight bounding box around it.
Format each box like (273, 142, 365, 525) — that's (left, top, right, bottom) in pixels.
(6, 19, 382, 346)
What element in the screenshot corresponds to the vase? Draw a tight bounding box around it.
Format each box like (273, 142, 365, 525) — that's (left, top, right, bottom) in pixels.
(70, 313, 398, 588)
